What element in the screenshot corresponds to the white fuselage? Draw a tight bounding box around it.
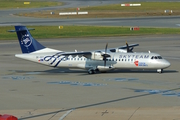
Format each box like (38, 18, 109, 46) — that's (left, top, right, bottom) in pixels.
(12, 25, 170, 74)
(15, 48, 170, 72)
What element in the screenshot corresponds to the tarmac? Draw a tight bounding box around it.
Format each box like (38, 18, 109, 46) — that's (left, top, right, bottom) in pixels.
(0, 1, 180, 119)
(0, 35, 179, 119)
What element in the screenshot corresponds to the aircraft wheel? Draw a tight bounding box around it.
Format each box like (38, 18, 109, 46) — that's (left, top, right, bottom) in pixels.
(88, 70, 94, 74)
(93, 70, 97, 74)
(157, 69, 163, 73)
(88, 70, 98, 74)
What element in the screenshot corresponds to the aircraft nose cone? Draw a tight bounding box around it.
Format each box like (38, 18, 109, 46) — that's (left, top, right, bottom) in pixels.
(164, 60, 171, 68)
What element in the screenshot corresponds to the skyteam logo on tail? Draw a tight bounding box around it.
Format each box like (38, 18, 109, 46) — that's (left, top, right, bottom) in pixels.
(21, 34, 32, 47)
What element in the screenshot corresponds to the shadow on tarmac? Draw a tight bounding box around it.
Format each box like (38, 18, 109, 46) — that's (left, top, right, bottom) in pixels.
(10, 68, 178, 75)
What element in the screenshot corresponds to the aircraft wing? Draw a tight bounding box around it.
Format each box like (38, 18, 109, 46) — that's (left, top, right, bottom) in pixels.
(118, 43, 139, 49)
(61, 51, 92, 57)
(104, 43, 139, 53)
(59, 43, 139, 58)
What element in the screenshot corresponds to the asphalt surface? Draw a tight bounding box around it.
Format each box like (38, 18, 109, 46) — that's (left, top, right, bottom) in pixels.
(0, 35, 179, 110)
(0, 1, 180, 119)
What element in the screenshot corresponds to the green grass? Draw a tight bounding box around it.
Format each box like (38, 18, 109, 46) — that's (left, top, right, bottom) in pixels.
(0, 0, 62, 9)
(1, 26, 180, 40)
(80, 2, 180, 11)
(26, 2, 180, 18)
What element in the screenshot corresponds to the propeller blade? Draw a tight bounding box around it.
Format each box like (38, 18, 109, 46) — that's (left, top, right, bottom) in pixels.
(105, 43, 108, 54)
(104, 43, 108, 66)
(126, 42, 130, 52)
(130, 47, 134, 52)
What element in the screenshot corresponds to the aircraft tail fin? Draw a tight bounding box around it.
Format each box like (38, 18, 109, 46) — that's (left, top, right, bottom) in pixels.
(10, 26, 45, 53)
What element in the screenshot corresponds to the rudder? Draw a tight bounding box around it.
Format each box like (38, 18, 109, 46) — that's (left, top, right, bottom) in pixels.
(14, 26, 45, 53)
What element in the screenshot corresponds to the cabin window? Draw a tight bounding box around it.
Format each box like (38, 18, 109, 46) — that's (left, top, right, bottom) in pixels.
(158, 56, 162, 59)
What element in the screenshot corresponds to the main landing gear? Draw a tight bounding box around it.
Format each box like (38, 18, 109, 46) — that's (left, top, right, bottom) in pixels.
(88, 69, 98, 74)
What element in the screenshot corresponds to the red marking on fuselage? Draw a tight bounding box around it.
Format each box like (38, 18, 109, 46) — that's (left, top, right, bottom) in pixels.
(134, 60, 138, 66)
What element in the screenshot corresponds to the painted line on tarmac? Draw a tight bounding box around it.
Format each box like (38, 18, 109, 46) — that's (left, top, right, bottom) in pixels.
(2, 75, 34, 80)
(105, 78, 139, 81)
(47, 81, 107, 87)
(59, 109, 75, 120)
(134, 89, 180, 98)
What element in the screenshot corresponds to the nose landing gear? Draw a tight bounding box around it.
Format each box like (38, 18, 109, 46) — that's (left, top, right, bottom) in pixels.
(157, 69, 163, 73)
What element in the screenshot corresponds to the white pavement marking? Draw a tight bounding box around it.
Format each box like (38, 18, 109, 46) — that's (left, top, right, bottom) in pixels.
(59, 109, 74, 120)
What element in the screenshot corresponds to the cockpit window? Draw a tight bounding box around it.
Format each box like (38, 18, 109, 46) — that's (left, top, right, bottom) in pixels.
(151, 56, 163, 59)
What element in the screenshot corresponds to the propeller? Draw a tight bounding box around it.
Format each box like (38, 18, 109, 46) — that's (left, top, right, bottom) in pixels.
(102, 43, 111, 66)
(126, 42, 130, 52)
(126, 42, 134, 53)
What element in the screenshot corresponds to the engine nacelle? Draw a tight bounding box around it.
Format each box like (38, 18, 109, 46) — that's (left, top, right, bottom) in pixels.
(91, 52, 103, 60)
(110, 48, 127, 53)
(97, 66, 113, 72)
(117, 49, 127, 53)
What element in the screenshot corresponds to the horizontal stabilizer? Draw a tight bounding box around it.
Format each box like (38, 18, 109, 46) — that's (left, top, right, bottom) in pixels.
(8, 28, 35, 32)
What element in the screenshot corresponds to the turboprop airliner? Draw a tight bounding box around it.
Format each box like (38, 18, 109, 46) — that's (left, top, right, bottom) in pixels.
(9, 26, 170, 74)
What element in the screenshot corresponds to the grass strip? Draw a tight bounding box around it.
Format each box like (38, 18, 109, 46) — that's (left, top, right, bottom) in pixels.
(0, 1, 62, 9)
(0, 26, 180, 40)
(79, 2, 180, 11)
(22, 2, 180, 18)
